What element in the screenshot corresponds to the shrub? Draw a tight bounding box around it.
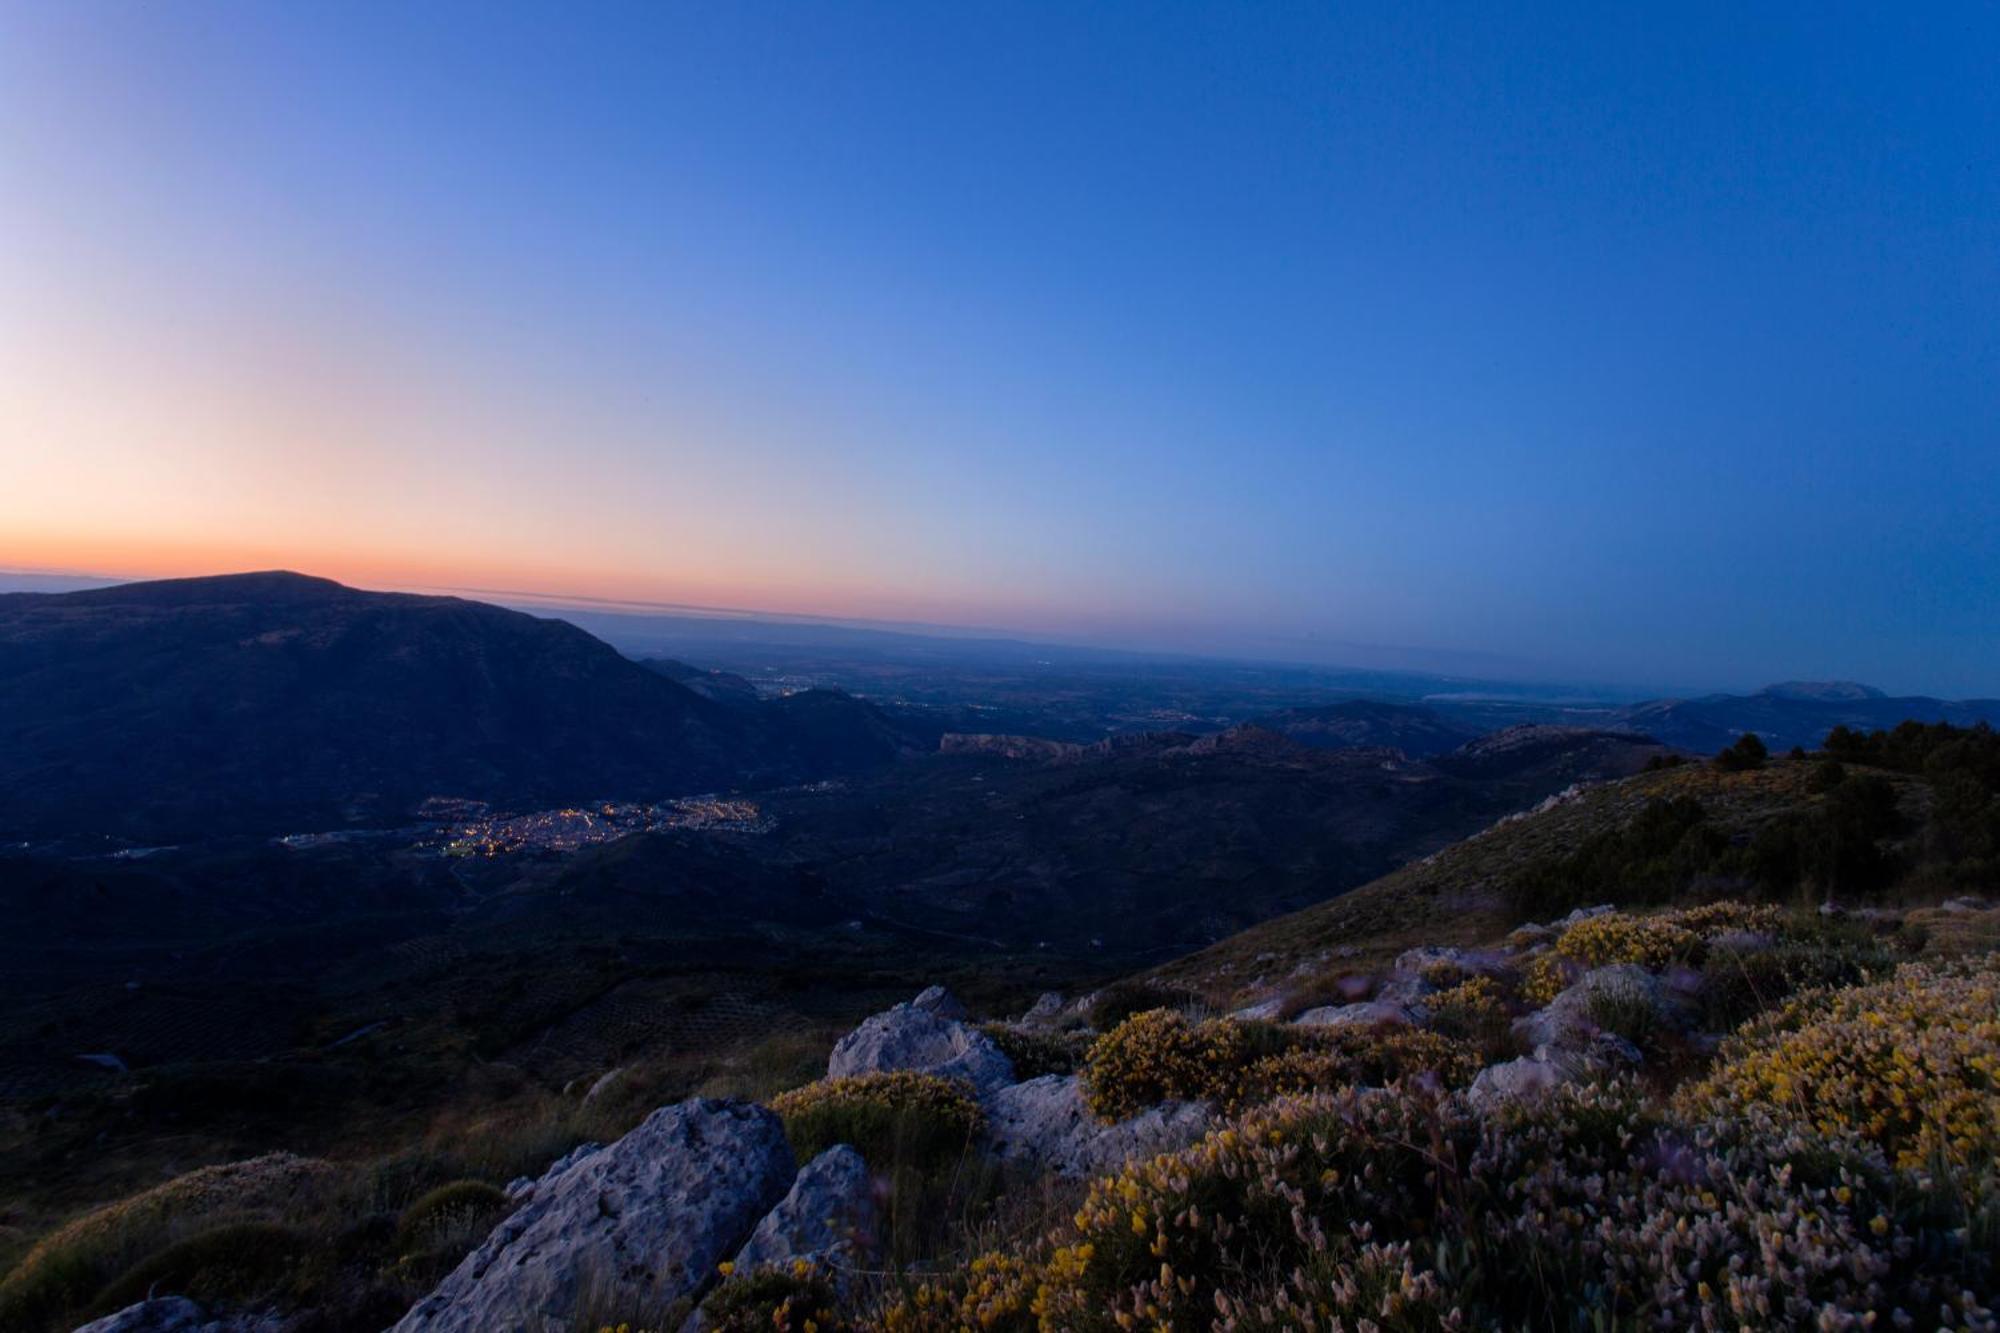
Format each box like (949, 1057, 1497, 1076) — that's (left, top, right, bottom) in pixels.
(1423, 974, 1516, 1059)
(90, 1221, 314, 1315)
(1714, 731, 1769, 771)
(392, 1179, 510, 1259)
(1694, 934, 1891, 1031)
(978, 1023, 1091, 1080)
(771, 1072, 983, 1170)
(0, 1153, 339, 1332)
(701, 1259, 850, 1332)
(1078, 1008, 1245, 1119)
(1522, 909, 1705, 1005)
(1084, 980, 1202, 1031)
(1080, 1009, 1479, 1121)
(1685, 956, 2000, 1171)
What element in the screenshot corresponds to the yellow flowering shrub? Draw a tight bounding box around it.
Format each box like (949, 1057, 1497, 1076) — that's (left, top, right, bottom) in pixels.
(702, 1258, 850, 1332)
(1664, 900, 1787, 937)
(1523, 910, 1704, 1004)
(1080, 1010, 1479, 1121)
(1685, 955, 2000, 1170)
(1078, 1008, 1247, 1119)
(771, 1071, 984, 1168)
(1423, 973, 1517, 1058)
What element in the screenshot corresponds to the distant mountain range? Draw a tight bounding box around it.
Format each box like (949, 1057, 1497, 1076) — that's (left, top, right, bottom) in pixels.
(0, 572, 924, 840)
(3, 573, 1993, 843)
(1604, 682, 1998, 754)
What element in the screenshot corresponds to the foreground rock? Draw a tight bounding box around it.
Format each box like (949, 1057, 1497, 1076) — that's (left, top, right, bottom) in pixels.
(985, 1075, 1209, 1177)
(827, 990, 1015, 1095)
(393, 1100, 794, 1333)
(1514, 963, 1690, 1051)
(730, 1144, 877, 1271)
(1467, 1035, 1641, 1111)
(74, 1299, 285, 1333)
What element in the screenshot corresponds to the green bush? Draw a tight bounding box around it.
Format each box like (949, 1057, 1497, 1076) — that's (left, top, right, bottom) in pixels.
(392, 1179, 510, 1259)
(92, 1222, 314, 1314)
(0, 1154, 339, 1333)
(978, 1023, 1091, 1080)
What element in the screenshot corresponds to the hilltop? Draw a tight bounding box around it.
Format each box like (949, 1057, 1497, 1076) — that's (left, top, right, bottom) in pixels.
(0, 573, 922, 840)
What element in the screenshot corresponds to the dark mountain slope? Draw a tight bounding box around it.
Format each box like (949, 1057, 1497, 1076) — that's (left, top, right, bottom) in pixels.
(0, 573, 914, 840)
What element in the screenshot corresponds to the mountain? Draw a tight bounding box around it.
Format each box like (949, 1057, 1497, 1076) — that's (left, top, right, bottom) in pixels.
(0, 573, 921, 841)
(1613, 682, 1998, 754)
(1246, 700, 1478, 757)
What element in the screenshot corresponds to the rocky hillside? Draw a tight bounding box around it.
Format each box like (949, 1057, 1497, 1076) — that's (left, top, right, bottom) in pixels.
(27, 893, 1998, 1332)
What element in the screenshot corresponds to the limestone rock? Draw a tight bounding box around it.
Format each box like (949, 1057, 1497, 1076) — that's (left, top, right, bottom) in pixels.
(1466, 1035, 1638, 1112)
(505, 1140, 602, 1202)
(985, 1075, 1209, 1178)
(1229, 998, 1286, 1022)
(730, 1145, 877, 1271)
(72, 1300, 286, 1333)
(1293, 1000, 1414, 1029)
(1514, 964, 1688, 1052)
(1018, 991, 1068, 1028)
(392, 1099, 794, 1333)
(827, 993, 1015, 1096)
(911, 985, 968, 1020)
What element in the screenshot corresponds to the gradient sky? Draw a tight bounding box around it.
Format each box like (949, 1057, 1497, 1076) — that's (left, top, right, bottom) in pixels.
(3, 4, 1996, 694)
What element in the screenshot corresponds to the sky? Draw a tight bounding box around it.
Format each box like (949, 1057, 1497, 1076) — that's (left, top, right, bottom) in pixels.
(2, 4, 1996, 695)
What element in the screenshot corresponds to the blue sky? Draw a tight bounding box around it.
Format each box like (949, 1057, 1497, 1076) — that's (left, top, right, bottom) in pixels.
(2, 3, 1995, 693)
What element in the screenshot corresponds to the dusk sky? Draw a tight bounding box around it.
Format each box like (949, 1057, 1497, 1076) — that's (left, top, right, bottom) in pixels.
(3, 4, 1995, 694)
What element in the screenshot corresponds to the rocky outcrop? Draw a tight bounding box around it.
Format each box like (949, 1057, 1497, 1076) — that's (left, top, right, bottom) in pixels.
(1514, 964, 1690, 1052)
(1293, 1000, 1415, 1029)
(985, 1075, 1209, 1177)
(393, 1099, 794, 1333)
(73, 1300, 285, 1333)
(505, 1140, 602, 1201)
(1467, 1034, 1640, 1111)
(827, 991, 1015, 1096)
(730, 1145, 877, 1271)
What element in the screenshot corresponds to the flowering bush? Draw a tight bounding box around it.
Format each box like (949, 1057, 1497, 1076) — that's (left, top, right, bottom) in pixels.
(701, 1259, 851, 1332)
(1423, 974, 1516, 1059)
(1080, 1010, 1479, 1121)
(1523, 910, 1704, 1003)
(1685, 956, 2000, 1170)
(877, 1076, 1999, 1331)
(771, 1071, 984, 1169)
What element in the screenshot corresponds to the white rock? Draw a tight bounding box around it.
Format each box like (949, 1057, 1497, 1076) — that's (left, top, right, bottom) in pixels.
(1293, 1001, 1415, 1029)
(730, 1144, 877, 1271)
(1513, 964, 1688, 1052)
(827, 994, 1014, 1096)
(72, 1299, 285, 1333)
(985, 1075, 1210, 1178)
(392, 1100, 794, 1333)
(911, 985, 968, 1020)
(1229, 998, 1286, 1022)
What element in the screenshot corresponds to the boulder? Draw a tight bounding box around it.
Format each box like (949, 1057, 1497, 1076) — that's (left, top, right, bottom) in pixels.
(1017, 991, 1068, 1028)
(392, 1099, 794, 1333)
(910, 985, 968, 1020)
(1514, 964, 1689, 1052)
(1293, 1000, 1415, 1029)
(505, 1139, 603, 1201)
(730, 1145, 877, 1271)
(985, 1075, 1209, 1178)
(827, 993, 1015, 1096)
(1229, 998, 1286, 1022)
(1466, 1035, 1639, 1112)
(72, 1300, 285, 1333)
